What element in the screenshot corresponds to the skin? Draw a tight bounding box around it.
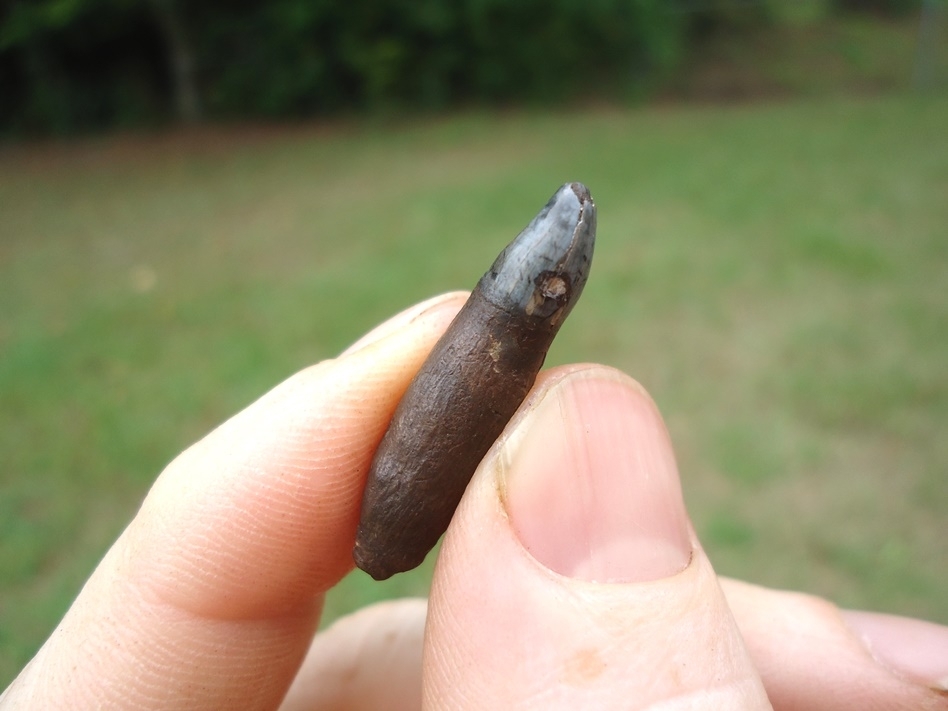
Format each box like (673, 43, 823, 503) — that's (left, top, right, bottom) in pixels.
(2, 292, 946, 710)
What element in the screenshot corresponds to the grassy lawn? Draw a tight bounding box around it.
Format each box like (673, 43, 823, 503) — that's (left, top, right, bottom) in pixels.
(1, 94, 947, 686)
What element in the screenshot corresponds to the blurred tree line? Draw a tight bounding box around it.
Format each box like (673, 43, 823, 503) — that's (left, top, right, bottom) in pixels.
(0, 0, 922, 135)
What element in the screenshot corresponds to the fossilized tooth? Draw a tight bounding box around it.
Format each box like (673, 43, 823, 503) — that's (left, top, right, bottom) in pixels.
(354, 182, 597, 580)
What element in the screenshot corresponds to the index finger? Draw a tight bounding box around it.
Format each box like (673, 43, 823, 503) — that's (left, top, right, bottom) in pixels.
(1, 292, 467, 710)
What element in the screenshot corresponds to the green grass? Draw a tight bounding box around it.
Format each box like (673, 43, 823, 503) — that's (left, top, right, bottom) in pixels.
(2, 94, 947, 686)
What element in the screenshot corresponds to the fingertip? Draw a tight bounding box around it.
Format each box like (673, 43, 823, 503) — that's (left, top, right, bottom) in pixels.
(721, 578, 948, 708)
(340, 291, 468, 357)
(138, 291, 470, 619)
(500, 366, 692, 583)
(841, 610, 948, 692)
(425, 365, 768, 708)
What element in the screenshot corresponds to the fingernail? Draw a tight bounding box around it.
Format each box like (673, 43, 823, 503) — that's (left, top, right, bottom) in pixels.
(843, 610, 948, 690)
(499, 368, 692, 583)
(341, 292, 467, 357)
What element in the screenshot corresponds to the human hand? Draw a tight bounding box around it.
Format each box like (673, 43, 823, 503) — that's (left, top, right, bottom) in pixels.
(2, 293, 946, 710)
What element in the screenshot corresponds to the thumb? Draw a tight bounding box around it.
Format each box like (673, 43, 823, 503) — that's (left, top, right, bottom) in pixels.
(424, 366, 770, 709)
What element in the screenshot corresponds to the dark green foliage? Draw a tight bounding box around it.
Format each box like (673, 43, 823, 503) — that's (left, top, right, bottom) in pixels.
(3, 0, 685, 133)
(1, 0, 170, 132)
(0, 1, 930, 134)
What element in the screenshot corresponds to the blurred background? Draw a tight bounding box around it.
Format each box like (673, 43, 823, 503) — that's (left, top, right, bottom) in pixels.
(1, 0, 947, 688)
